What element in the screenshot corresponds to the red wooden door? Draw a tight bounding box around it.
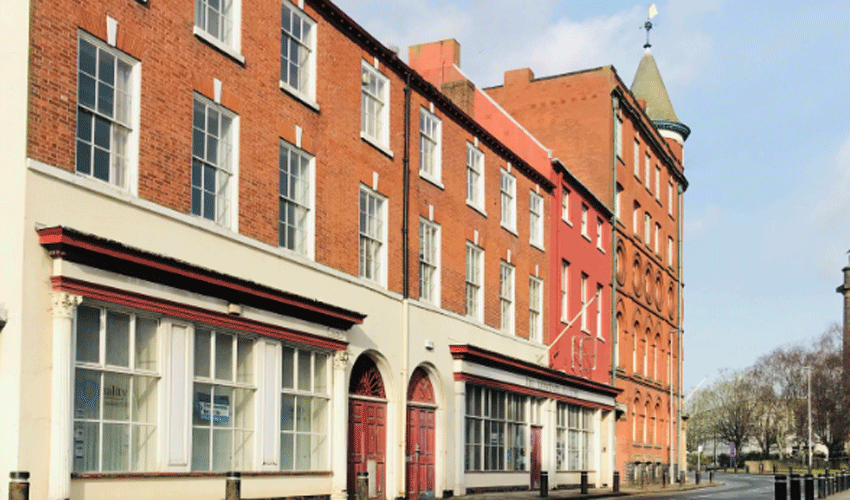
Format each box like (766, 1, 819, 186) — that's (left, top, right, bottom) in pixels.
(406, 406, 435, 500)
(530, 426, 542, 490)
(348, 356, 387, 500)
(349, 399, 387, 500)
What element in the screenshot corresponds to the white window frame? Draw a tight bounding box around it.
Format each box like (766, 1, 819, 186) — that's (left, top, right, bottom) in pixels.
(562, 188, 571, 224)
(655, 166, 661, 201)
(500, 261, 515, 334)
(633, 139, 640, 178)
(72, 305, 160, 472)
(419, 107, 442, 183)
(359, 186, 387, 286)
(580, 273, 588, 332)
(529, 276, 543, 343)
(580, 204, 589, 238)
(76, 34, 141, 194)
(668, 236, 674, 267)
(191, 328, 256, 471)
(466, 142, 485, 211)
(529, 191, 544, 248)
(278, 140, 315, 258)
(668, 182, 674, 216)
(280, 1, 317, 106)
(419, 218, 441, 306)
(361, 61, 390, 151)
(191, 94, 239, 230)
(194, 0, 243, 61)
(466, 243, 484, 321)
(500, 169, 517, 232)
(633, 202, 640, 235)
(279, 345, 330, 471)
(644, 153, 651, 190)
(595, 284, 603, 339)
(561, 261, 569, 323)
(644, 212, 651, 244)
(615, 184, 622, 220)
(596, 217, 604, 250)
(654, 222, 661, 253)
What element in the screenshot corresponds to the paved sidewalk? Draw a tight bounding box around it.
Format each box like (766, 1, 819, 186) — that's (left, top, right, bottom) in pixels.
(448, 480, 720, 500)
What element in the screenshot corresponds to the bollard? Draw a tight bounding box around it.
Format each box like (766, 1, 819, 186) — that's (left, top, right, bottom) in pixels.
(225, 471, 241, 500)
(828, 472, 833, 496)
(805, 473, 814, 500)
(613, 471, 620, 493)
(774, 464, 778, 474)
(356, 471, 369, 500)
(9, 472, 29, 500)
(662, 470, 668, 488)
(818, 474, 824, 499)
(581, 471, 588, 495)
(790, 474, 800, 500)
(776, 475, 788, 500)
(710, 470, 715, 484)
(540, 470, 548, 498)
(695, 472, 701, 485)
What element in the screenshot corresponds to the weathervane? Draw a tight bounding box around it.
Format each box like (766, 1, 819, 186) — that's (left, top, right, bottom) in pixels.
(643, 3, 658, 48)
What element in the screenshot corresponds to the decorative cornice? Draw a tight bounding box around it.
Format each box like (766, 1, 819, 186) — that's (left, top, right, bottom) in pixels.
(38, 226, 366, 330)
(653, 120, 691, 142)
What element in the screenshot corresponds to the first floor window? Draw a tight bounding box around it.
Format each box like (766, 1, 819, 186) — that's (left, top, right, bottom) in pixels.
(499, 261, 514, 333)
(466, 243, 483, 320)
(192, 329, 255, 471)
(419, 108, 441, 180)
(500, 169, 516, 230)
(419, 218, 440, 304)
(280, 1, 315, 97)
(279, 141, 313, 255)
(359, 187, 386, 284)
(76, 35, 137, 188)
(281, 346, 330, 470)
(73, 305, 159, 472)
(192, 95, 236, 227)
(529, 276, 543, 342)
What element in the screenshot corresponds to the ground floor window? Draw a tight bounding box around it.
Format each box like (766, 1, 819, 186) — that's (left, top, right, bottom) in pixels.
(557, 403, 596, 471)
(73, 305, 159, 472)
(72, 302, 333, 473)
(465, 385, 527, 471)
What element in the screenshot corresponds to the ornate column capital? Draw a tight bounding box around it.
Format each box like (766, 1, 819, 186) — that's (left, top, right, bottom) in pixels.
(50, 291, 83, 319)
(333, 350, 350, 371)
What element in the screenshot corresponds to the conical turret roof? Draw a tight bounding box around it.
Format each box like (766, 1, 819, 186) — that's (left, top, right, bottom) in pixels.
(630, 47, 689, 141)
(631, 48, 678, 122)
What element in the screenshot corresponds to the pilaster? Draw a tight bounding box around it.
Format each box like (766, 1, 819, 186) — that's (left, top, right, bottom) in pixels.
(48, 291, 82, 500)
(331, 350, 350, 500)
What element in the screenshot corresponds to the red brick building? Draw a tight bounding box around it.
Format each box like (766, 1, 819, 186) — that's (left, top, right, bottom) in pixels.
(486, 49, 690, 483)
(1, 1, 622, 499)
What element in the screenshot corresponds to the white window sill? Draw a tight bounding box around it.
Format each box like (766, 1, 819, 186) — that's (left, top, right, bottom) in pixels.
(530, 241, 545, 252)
(501, 222, 517, 237)
(419, 172, 444, 190)
(194, 27, 245, 64)
(562, 218, 572, 227)
(597, 245, 606, 254)
(360, 132, 394, 159)
(581, 233, 592, 242)
(466, 201, 487, 217)
(279, 81, 320, 112)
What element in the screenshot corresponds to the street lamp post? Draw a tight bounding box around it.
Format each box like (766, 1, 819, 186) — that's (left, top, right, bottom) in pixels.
(807, 366, 812, 471)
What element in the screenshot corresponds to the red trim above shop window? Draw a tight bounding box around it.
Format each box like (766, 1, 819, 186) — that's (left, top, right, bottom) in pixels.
(53, 276, 348, 351)
(38, 226, 365, 330)
(450, 344, 622, 398)
(454, 373, 614, 411)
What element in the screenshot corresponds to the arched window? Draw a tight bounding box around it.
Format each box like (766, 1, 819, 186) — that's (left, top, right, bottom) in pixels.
(349, 355, 385, 398)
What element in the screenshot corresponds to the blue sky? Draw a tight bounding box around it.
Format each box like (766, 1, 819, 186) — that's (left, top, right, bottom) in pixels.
(333, 0, 850, 392)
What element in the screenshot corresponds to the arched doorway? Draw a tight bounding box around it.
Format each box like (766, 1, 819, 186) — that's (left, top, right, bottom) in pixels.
(406, 367, 435, 500)
(348, 356, 387, 500)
